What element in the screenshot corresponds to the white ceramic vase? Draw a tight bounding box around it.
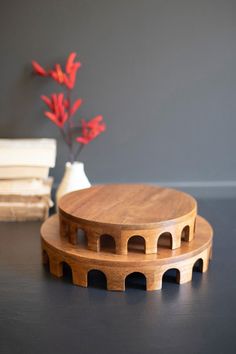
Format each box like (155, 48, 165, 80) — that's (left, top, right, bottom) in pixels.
(56, 162, 91, 208)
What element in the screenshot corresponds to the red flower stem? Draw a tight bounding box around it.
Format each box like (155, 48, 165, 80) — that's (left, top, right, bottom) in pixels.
(74, 143, 84, 161)
(66, 89, 74, 162)
(67, 89, 73, 134)
(59, 127, 73, 163)
(60, 127, 69, 147)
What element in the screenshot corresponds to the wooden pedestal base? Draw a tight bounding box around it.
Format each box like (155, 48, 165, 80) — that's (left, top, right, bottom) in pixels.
(41, 214, 213, 291)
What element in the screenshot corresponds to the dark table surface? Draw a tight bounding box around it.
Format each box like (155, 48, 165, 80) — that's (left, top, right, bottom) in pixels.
(0, 198, 235, 354)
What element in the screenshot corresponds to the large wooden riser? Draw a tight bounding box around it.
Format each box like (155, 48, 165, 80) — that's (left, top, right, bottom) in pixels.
(42, 244, 212, 291)
(41, 214, 213, 292)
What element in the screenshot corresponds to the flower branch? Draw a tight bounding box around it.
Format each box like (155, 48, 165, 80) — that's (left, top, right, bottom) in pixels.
(32, 52, 106, 163)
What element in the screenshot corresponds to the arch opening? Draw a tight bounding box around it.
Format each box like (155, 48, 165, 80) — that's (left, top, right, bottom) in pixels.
(193, 258, 203, 273)
(100, 234, 116, 253)
(128, 236, 146, 253)
(157, 232, 172, 249)
(162, 268, 180, 285)
(76, 228, 87, 247)
(181, 225, 190, 242)
(87, 269, 107, 289)
(42, 250, 50, 272)
(61, 262, 73, 283)
(125, 272, 146, 290)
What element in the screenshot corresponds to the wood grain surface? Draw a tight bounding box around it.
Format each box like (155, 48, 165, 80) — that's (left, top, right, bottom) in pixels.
(59, 184, 197, 227)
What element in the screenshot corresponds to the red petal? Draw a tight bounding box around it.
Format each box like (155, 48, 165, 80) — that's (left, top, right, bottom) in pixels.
(57, 93, 64, 110)
(41, 95, 53, 109)
(65, 63, 80, 89)
(76, 136, 90, 144)
(66, 52, 77, 74)
(32, 61, 47, 76)
(55, 64, 64, 83)
(63, 74, 71, 89)
(66, 70, 76, 89)
(62, 112, 69, 125)
(70, 98, 82, 116)
(45, 112, 62, 127)
(51, 94, 59, 116)
(45, 111, 56, 121)
(87, 115, 104, 128)
(69, 70, 76, 88)
(58, 94, 67, 122)
(50, 70, 61, 84)
(63, 74, 73, 89)
(72, 61, 81, 72)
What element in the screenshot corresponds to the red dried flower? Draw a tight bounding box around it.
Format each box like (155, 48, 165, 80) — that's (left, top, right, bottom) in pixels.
(41, 93, 69, 127)
(32, 53, 81, 90)
(76, 116, 106, 144)
(32, 52, 106, 161)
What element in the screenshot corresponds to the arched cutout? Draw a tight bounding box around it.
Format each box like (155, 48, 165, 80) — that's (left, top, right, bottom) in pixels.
(61, 262, 73, 283)
(87, 269, 107, 289)
(193, 258, 203, 273)
(128, 236, 146, 253)
(181, 225, 190, 242)
(100, 234, 116, 253)
(157, 232, 172, 249)
(76, 228, 87, 247)
(125, 272, 146, 290)
(162, 268, 180, 284)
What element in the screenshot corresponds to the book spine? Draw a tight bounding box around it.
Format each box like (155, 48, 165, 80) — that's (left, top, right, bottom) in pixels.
(0, 195, 53, 206)
(0, 204, 49, 221)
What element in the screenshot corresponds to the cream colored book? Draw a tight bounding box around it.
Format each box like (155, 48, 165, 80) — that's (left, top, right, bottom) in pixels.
(0, 178, 53, 196)
(0, 194, 53, 206)
(0, 166, 49, 179)
(0, 201, 49, 221)
(0, 139, 56, 167)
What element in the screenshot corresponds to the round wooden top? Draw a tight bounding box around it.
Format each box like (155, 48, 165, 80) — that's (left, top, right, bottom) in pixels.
(59, 184, 197, 228)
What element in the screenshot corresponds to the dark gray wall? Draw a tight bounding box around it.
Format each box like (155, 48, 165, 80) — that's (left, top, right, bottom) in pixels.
(0, 0, 235, 194)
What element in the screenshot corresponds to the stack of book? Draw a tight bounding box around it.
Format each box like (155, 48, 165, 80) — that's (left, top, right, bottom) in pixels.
(0, 139, 56, 221)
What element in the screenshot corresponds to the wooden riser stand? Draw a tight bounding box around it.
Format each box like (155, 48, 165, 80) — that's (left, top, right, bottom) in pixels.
(40, 184, 213, 291)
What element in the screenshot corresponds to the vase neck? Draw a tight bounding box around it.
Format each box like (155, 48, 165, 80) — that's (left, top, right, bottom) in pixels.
(65, 161, 84, 171)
